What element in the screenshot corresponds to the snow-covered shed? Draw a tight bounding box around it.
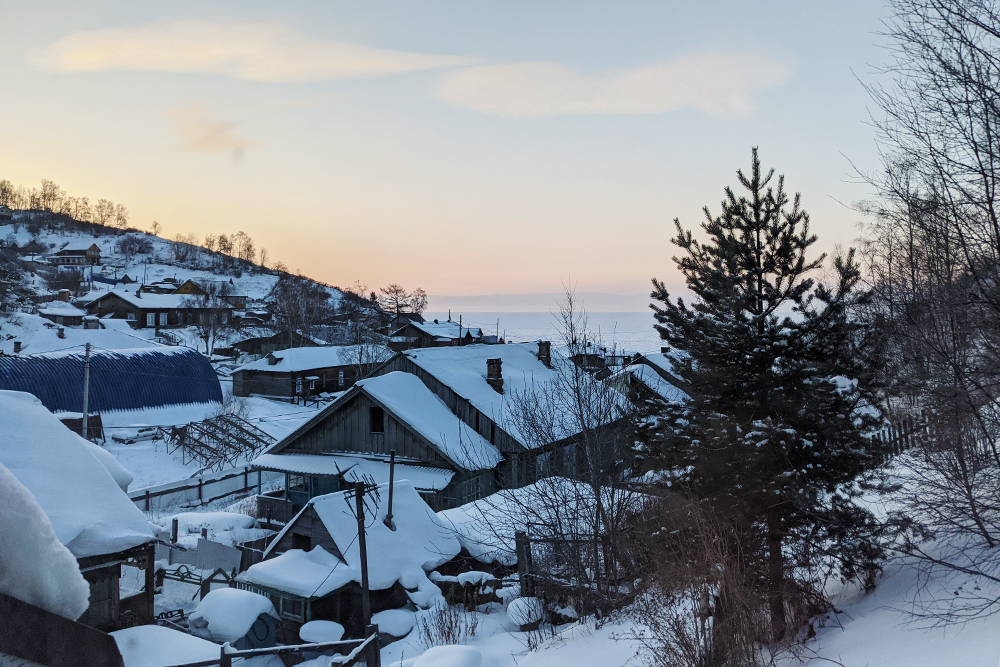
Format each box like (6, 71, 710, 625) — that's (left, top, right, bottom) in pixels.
(251, 371, 502, 511)
(0, 391, 157, 630)
(0, 346, 222, 414)
(231, 344, 390, 400)
(236, 481, 457, 637)
(388, 318, 485, 351)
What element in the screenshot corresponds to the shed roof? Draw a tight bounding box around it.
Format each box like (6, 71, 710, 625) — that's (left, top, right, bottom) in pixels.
(0, 346, 222, 413)
(395, 320, 483, 340)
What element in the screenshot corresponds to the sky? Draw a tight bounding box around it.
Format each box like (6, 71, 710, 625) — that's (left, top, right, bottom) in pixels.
(0, 1, 891, 310)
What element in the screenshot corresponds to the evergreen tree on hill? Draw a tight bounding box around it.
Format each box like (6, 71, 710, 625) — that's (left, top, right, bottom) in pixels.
(646, 148, 887, 640)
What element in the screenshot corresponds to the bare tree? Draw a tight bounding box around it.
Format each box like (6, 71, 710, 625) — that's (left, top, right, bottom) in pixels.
(93, 199, 114, 226)
(0, 180, 15, 207)
(113, 204, 129, 229)
(150, 221, 162, 236)
(184, 281, 234, 355)
(379, 283, 410, 317)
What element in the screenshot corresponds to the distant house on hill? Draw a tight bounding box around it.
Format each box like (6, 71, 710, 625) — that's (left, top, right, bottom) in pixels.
(251, 342, 619, 512)
(0, 346, 222, 414)
(388, 318, 484, 351)
(50, 241, 101, 267)
(0, 391, 157, 631)
(83, 289, 233, 329)
(232, 345, 390, 401)
(37, 302, 87, 327)
(0, 204, 13, 223)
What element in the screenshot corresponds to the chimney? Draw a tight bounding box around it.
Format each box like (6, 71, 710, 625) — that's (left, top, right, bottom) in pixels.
(267, 353, 278, 366)
(661, 346, 669, 354)
(537, 341, 552, 368)
(57, 327, 65, 339)
(486, 358, 503, 394)
(57, 289, 70, 302)
(13, 341, 21, 354)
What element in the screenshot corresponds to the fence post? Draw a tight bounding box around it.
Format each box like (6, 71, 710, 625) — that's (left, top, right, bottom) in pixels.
(219, 644, 232, 667)
(244, 467, 249, 492)
(198, 478, 203, 503)
(515, 532, 533, 597)
(144, 490, 150, 512)
(171, 518, 178, 544)
(366, 624, 381, 667)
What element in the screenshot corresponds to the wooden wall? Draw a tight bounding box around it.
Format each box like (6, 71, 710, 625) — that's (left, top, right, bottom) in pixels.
(269, 505, 346, 561)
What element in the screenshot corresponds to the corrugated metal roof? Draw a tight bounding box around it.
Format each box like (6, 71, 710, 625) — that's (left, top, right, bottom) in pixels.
(0, 346, 222, 413)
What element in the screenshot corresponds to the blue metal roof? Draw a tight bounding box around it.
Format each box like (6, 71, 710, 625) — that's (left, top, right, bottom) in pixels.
(0, 346, 222, 413)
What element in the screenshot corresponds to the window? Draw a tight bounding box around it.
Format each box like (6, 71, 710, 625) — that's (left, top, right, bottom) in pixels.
(127, 313, 136, 321)
(146, 313, 155, 327)
(159, 312, 168, 326)
(280, 597, 304, 620)
(369, 406, 385, 433)
(338, 370, 345, 387)
(288, 474, 308, 492)
(292, 533, 311, 551)
(295, 378, 303, 394)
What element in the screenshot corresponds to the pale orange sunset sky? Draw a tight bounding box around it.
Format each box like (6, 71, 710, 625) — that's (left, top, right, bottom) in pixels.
(0, 1, 889, 307)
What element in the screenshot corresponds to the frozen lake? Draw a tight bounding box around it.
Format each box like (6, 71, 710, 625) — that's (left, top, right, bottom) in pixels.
(422, 310, 664, 355)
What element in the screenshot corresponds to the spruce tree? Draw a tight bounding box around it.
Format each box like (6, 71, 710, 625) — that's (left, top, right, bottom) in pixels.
(647, 149, 885, 640)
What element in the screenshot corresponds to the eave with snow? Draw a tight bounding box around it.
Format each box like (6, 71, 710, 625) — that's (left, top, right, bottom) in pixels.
(0, 391, 157, 631)
(387, 317, 486, 351)
(83, 289, 233, 330)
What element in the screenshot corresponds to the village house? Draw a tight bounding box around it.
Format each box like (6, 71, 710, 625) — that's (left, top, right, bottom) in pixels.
(0, 204, 13, 224)
(0, 391, 157, 631)
(388, 318, 484, 351)
(235, 480, 459, 639)
(49, 241, 101, 267)
(608, 350, 689, 408)
(231, 345, 391, 401)
(229, 329, 317, 358)
(37, 302, 87, 327)
(250, 342, 617, 516)
(83, 289, 233, 329)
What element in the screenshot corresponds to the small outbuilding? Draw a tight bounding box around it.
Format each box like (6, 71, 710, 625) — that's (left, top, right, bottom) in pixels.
(232, 345, 390, 401)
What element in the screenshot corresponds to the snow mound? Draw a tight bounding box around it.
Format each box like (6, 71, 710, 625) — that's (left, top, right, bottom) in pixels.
(112, 625, 220, 667)
(507, 597, 544, 626)
(412, 645, 483, 667)
(0, 462, 90, 620)
(299, 620, 344, 643)
(0, 390, 154, 557)
(372, 608, 415, 638)
(188, 588, 277, 644)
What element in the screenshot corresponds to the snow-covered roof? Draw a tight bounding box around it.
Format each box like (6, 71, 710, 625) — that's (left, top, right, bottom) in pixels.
(189, 588, 277, 644)
(357, 372, 502, 470)
(402, 343, 599, 447)
(398, 320, 483, 339)
(56, 241, 100, 253)
(252, 453, 456, 491)
(240, 481, 459, 597)
(0, 391, 155, 557)
(612, 363, 688, 403)
(86, 290, 229, 310)
(0, 346, 222, 413)
(235, 345, 390, 373)
(111, 626, 220, 667)
(37, 303, 87, 317)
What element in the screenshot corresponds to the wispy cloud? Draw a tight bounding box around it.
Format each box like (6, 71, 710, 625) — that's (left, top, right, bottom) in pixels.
(169, 107, 257, 161)
(436, 54, 793, 118)
(33, 20, 475, 83)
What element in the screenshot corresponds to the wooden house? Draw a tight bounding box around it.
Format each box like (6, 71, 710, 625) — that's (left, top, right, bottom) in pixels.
(251, 342, 618, 513)
(0, 204, 13, 224)
(0, 391, 157, 631)
(608, 351, 689, 408)
(50, 242, 101, 267)
(232, 345, 390, 401)
(235, 481, 460, 638)
(38, 303, 87, 327)
(230, 329, 317, 358)
(388, 318, 484, 351)
(83, 289, 233, 329)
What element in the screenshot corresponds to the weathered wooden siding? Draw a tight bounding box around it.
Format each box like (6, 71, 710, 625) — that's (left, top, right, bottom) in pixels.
(268, 505, 345, 562)
(286, 392, 452, 466)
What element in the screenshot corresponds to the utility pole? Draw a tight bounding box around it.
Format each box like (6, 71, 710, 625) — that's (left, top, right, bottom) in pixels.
(355, 482, 372, 626)
(81, 343, 91, 439)
(384, 450, 396, 530)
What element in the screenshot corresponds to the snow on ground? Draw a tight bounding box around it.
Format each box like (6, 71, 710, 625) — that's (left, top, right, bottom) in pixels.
(0, 462, 90, 620)
(151, 511, 260, 548)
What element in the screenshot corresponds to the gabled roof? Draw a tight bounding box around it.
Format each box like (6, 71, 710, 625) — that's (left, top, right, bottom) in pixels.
(86, 290, 230, 310)
(56, 241, 100, 254)
(0, 346, 222, 413)
(611, 363, 688, 404)
(0, 391, 155, 557)
(235, 345, 390, 373)
(394, 320, 483, 340)
(241, 481, 459, 596)
(261, 371, 501, 472)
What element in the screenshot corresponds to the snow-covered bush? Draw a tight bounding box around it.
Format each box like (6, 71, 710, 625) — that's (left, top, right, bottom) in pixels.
(506, 597, 544, 629)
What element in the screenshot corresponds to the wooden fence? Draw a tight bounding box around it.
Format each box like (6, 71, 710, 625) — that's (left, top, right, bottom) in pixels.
(129, 467, 282, 512)
(163, 627, 381, 667)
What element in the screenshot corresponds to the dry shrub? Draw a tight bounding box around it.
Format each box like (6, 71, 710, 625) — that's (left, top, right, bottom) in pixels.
(417, 602, 479, 648)
(629, 496, 770, 667)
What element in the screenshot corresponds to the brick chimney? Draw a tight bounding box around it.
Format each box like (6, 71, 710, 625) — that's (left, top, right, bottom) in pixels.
(57, 289, 70, 302)
(537, 341, 552, 368)
(661, 346, 669, 354)
(13, 341, 21, 354)
(57, 327, 65, 339)
(486, 358, 503, 393)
